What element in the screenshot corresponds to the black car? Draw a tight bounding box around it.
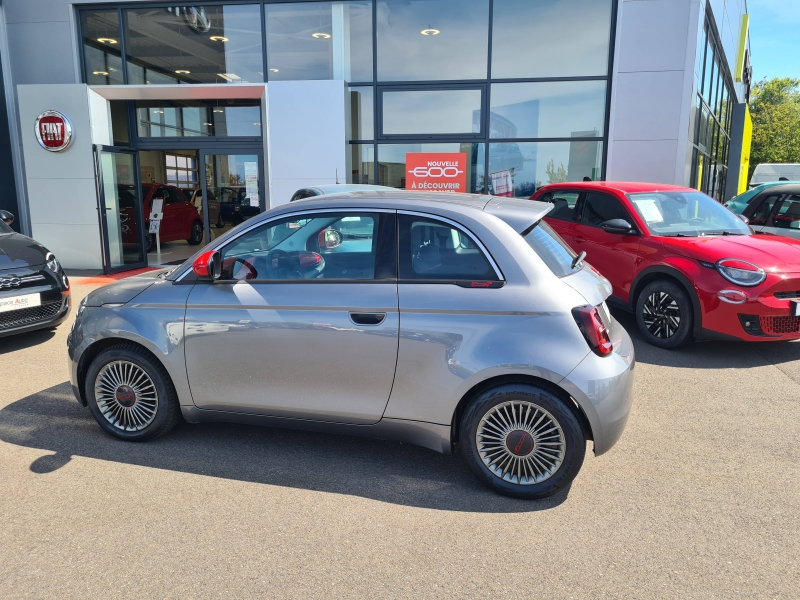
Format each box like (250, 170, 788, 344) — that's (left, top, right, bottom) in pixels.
(0, 211, 71, 337)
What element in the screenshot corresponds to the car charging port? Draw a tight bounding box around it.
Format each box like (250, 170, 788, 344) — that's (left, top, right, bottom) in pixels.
(572, 305, 613, 356)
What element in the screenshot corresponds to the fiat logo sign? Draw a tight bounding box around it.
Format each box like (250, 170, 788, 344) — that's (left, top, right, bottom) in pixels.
(35, 110, 73, 152)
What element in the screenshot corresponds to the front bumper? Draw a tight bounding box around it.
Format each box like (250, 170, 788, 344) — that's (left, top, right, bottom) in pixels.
(558, 316, 635, 456)
(0, 286, 71, 338)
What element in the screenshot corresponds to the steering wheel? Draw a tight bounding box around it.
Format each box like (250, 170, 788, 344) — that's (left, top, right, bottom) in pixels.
(228, 257, 257, 280)
(265, 249, 303, 279)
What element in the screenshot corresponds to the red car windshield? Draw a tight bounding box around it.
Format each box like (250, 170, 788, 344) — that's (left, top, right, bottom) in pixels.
(627, 191, 750, 237)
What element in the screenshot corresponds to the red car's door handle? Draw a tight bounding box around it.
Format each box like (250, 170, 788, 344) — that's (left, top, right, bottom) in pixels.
(573, 236, 586, 243)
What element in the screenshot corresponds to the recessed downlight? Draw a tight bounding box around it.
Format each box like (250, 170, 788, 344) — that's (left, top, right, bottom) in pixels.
(269, 68, 279, 73)
(203, 122, 213, 126)
(213, 109, 224, 113)
(210, 35, 229, 42)
(312, 32, 331, 39)
(97, 37, 118, 44)
(420, 28, 440, 35)
(92, 70, 109, 76)
(175, 69, 191, 74)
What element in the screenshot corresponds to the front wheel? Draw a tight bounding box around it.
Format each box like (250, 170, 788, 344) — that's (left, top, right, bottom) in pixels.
(635, 280, 693, 349)
(460, 384, 585, 499)
(187, 220, 203, 245)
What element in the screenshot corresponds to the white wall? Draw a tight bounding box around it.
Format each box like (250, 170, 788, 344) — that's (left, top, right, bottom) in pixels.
(265, 80, 348, 207)
(17, 84, 105, 269)
(607, 0, 701, 186)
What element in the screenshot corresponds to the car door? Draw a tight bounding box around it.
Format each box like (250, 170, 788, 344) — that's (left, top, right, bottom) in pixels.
(572, 191, 641, 301)
(539, 190, 582, 246)
(766, 193, 800, 240)
(745, 192, 782, 233)
(168, 187, 196, 239)
(184, 210, 399, 424)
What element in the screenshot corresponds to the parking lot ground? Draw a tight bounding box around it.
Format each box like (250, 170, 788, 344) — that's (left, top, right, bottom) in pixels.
(1, 277, 798, 599)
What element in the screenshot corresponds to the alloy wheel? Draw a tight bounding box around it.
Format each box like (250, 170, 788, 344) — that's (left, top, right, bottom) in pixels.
(475, 400, 566, 485)
(94, 360, 158, 431)
(642, 291, 681, 338)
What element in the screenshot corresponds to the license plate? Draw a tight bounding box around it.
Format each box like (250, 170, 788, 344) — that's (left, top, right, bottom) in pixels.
(0, 293, 41, 313)
(792, 300, 800, 317)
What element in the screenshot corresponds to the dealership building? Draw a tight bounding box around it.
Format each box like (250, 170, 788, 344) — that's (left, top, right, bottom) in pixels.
(0, 0, 752, 271)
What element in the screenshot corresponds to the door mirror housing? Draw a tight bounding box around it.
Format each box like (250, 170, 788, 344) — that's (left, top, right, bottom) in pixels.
(601, 218, 636, 235)
(736, 213, 750, 225)
(192, 249, 222, 280)
(0, 210, 14, 225)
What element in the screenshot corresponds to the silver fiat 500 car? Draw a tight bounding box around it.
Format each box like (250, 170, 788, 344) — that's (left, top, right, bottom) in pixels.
(68, 192, 634, 499)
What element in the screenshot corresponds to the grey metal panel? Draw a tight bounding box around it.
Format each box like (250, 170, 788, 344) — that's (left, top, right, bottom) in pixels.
(4, 0, 71, 24)
(6, 22, 76, 85)
(184, 281, 399, 424)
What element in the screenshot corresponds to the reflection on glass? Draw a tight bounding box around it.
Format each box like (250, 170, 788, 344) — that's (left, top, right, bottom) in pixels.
(110, 101, 129, 145)
(125, 5, 264, 85)
(81, 10, 123, 85)
(382, 90, 481, 135)
(488, 141, 603, 198)
(205, 154, 261, 241)
(377, 0, 489, 81)
(266, 2, 373, 82)
(349, 144, 375, 184)
(492, 0, 612, 78)
(349, 87, 374, 140)
(490, 81, 606, 139)
(99, 151, 144, 268)
(378, 143, 485, 192)
(135, 100, 261, 137)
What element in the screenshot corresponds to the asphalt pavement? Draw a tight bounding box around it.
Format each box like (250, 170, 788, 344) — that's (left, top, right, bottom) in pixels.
(0, 277, 798, 599)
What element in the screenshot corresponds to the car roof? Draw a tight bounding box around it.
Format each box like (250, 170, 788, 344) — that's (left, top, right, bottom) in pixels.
(275, 190, 552, 233)
(537, 181, 697, 194)
(307, 184, 397, 194)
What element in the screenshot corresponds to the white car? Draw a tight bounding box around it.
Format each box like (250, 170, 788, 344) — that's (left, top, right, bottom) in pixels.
(750, 163, 800, 188)
(290, 184, 395, 201)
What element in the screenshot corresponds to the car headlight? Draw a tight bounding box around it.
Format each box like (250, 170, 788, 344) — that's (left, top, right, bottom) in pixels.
(46, 252, 61, 273)
(716, 258, 766, 287)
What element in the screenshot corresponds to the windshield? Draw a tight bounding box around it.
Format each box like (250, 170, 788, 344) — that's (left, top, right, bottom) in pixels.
(523, 220, 581, 278)
(628, 191, 750, 237)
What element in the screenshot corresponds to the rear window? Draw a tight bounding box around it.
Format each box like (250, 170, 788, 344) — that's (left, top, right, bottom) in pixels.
(523, 220, 580, 278)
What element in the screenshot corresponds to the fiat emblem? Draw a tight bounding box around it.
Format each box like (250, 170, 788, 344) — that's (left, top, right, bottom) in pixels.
(35, 110, 74, 152)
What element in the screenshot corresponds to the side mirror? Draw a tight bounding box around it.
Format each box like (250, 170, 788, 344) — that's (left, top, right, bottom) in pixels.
(736, 213, 750, 225)
(318, 228, 342, 249)
(192, 250, 222, 280)
(601, 218, 635, 235)
(0, 210, 14, 225)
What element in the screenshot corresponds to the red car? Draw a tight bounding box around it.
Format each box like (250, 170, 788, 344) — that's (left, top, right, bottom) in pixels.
(531, 181, 800, 348)
(121, 184, 204, 252)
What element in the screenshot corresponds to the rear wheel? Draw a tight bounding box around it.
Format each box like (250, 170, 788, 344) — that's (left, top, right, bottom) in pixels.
(84, 344, 180, 441)
(635, 279, 693, 349)
(460, 384, 585, 499)
(187, 220, 203, 245)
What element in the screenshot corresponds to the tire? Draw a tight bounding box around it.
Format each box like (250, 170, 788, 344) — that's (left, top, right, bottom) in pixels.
(187, 220, 203, 245)
(84, 343, 181, 441)
(460, 384, 586, 499)
(635, 279, 694, 349)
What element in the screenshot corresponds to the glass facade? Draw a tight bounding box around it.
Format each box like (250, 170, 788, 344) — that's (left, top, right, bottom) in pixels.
(690, 14, 733, 202)
(79, 0, 615, 195)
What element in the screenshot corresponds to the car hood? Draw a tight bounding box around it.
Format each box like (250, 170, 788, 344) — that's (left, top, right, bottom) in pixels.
(83, 271, 167, 306)
(0, 232, 50, 271)
(660, 234, 800, 273)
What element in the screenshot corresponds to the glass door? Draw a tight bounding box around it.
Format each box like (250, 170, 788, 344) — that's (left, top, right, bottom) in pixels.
(95, 146, 147, 273)
(199, 150, 264, 242)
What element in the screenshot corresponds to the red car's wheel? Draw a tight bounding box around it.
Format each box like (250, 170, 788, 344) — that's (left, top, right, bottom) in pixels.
(635, 280, 693, 349)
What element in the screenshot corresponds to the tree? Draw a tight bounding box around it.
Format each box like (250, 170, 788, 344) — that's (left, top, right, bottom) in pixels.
(749, 78, 800, 179)
(545, 159, 568, 184)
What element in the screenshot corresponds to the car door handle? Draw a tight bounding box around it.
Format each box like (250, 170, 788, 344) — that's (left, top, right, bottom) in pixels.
(573, 236, 586, 243)
(349, 312, 386, 326)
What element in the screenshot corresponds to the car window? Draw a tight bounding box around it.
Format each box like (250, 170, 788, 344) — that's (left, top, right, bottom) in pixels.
(772, 195, 800, 230)
(398, 215, 497, 281)
(522, 220, 580, 278)
(749, 194, 780, 226)
(540, 191, 580, 221)
(219, 212, 379, 281)
(167, 188, 187, 204)
(582, 192, 630, 227)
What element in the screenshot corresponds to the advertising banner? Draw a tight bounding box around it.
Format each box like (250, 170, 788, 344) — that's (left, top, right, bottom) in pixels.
(490, 170, 514, 197)
(405, 152, 467, 193)
(245, 161, 259, 207)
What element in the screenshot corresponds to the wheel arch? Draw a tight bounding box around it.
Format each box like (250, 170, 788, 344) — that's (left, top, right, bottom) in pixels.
(449, 374, 594, 450)
(629, 266, 703, 338)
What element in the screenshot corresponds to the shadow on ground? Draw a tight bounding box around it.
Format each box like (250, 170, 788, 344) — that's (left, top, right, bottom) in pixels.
(0, 328, 56, 355)
(0, 382, 569, 513)
(612, 308, 800, 372)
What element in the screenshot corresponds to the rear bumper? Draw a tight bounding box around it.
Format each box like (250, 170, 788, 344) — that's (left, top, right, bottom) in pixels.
(558, 318, 635, 456)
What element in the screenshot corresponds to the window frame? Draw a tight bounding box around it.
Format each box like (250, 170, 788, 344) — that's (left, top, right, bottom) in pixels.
(397, 210, 504, 285)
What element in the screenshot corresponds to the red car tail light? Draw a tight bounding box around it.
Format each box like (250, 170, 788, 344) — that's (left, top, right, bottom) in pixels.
(572, 306, 613, 356)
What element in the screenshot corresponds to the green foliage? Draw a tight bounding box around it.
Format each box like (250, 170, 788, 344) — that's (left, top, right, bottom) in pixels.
(545, 159, 568, 184)
(749, 77, 800, 178)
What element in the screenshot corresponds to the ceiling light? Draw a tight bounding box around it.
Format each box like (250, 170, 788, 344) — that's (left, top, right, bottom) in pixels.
(97, 37, 117, 44)
(311, 32, 331, 39)
(92, 70, 109, 76)
(213, 109, 224, 113)
(217, 73, 241, 82)
(254, 122, 261, 126)
(420, 28, 440, 35)
(210, 35, 228, 42)
(269, 68, 279, 73)
(204, 122, 213, 126)
(153, 109, 164, 114)
(175, 69, 190, 74)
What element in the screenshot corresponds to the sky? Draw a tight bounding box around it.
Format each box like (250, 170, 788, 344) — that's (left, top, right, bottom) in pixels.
(748, 0, 800, 81)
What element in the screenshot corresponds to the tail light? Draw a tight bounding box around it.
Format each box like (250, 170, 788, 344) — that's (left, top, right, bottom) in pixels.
(572, 305, 613, 356)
